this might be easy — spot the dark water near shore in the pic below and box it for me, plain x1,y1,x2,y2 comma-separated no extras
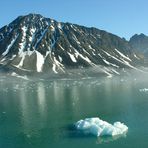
0,74,148,148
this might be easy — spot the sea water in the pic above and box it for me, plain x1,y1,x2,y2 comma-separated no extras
0,74,148,148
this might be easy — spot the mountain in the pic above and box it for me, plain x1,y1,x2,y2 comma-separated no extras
130,33,148,56
129,33,148,53
0,14,142,77
129,33,148,65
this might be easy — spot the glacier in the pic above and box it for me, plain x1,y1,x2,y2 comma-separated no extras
75,117,128,137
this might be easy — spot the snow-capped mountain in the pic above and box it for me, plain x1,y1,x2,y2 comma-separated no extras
0,14,142,76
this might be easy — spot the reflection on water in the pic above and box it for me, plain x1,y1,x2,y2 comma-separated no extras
97,134,127,144
37,82,46,117
0,75,148,148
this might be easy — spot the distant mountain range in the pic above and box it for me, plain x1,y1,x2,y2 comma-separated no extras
129,34,148,64
0,14,146,77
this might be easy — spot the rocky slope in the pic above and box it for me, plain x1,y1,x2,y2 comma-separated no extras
0,14,142,77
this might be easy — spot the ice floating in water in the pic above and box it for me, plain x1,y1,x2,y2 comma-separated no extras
139,88,148,92
75,117,128,137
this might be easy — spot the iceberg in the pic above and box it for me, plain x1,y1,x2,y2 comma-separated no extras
75,117,128,137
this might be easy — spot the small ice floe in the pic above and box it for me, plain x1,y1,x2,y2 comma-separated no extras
75,117,128,137
139,88,148,92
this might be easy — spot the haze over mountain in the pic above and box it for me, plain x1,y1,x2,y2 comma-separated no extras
0,14,145,77
130,34,148,56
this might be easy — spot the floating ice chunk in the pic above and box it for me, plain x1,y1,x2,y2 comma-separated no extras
75,117,128,137
139,88,148,92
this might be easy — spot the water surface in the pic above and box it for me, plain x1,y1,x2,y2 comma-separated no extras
0,75,148,148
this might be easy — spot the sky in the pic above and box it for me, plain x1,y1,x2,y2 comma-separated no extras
0,0,148,40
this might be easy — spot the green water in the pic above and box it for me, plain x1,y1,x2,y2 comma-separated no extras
0,75,148,148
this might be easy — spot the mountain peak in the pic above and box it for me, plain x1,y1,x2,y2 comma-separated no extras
129,33,148,56
130,33,147,39
26,13,44,18
0,14,142,76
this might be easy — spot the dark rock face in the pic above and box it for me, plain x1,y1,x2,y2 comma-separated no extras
0,14,142,76
130,34,148,56
129,34,148,64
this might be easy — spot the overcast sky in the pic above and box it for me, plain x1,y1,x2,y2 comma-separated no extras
0,0,148,40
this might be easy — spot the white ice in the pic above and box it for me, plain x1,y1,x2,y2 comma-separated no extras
75,117,128,137
139,88,148,92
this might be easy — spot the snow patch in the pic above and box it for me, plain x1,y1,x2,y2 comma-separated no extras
68,52,77,62
2,34,19,56
74,49,95,66
102,50,136,69
50,25,55,31
28,27,36,43
35,51,45,72
52,63,58,74
11,72,29,80
58,56,62,62
0,58,6,62
102,68,113,78
103,59,119,68
114,49,131,61
17,54,26,67
75,117,128,137
59,44,65,51
134,54,140,60
52,57,65,74
18,26,27,54
58,23,62,29
72,34,80,45
111,69,120,75
88,45,95,51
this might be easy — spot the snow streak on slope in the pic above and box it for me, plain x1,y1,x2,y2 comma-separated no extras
52,57,65,74
17,54,25,67
68,52,77,62
114,48,131,61
102,50,136,69
36,51,44,72
18,26,27,54
2,34,19,56
28,27,36,51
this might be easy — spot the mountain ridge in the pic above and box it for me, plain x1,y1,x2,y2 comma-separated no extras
0,13,144,77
